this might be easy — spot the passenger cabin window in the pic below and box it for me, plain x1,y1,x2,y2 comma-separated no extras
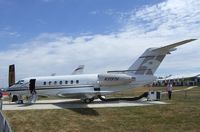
49,81,52,85
43,82,46,85
65,81,68,84
70,80,73,84
59,81,62,85
76,80,79,84
54,81,57,85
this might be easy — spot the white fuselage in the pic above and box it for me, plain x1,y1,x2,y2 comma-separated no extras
8,73,156,99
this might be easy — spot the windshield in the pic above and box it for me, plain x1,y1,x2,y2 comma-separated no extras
15,80,25,85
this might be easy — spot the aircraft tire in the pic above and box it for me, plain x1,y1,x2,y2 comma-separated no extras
12,95,18,102
83,98,94,103
17,100,24,104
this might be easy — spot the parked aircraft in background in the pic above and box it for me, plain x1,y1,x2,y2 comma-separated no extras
6,39,197,104
50,65,85,76
72,65,84,75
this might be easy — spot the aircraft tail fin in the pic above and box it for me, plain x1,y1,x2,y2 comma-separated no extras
128,39,196,75
72,65,84,75
8,64,15,87
108,39,197,75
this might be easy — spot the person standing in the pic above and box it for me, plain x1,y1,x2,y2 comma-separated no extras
166,83,173,100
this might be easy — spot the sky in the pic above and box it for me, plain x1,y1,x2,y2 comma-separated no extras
0,0,200,87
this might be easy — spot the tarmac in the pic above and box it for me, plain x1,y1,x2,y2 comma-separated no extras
2,98,167,110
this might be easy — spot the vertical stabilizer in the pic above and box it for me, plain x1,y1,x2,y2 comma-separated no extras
8,64,15,87
72,65,84,75
108,39,197,75
128,39,196,75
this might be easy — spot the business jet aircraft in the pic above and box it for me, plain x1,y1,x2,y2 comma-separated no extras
7,39,196,104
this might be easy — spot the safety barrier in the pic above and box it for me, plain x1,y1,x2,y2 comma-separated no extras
0,110,12,132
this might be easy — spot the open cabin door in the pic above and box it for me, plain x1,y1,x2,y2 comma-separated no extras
29,79,36,94
28,79,37,103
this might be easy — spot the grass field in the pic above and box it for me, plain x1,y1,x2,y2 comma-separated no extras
3,86,200,132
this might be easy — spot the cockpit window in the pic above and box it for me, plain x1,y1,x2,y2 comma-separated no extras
15,80,25,85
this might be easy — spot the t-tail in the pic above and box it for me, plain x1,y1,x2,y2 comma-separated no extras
108,39,197,75
9,64,15,87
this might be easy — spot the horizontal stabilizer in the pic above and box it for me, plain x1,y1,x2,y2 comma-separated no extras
152,39,197,53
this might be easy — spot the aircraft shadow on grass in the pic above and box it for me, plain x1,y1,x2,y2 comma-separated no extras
53,100,100,116
18,100,100,116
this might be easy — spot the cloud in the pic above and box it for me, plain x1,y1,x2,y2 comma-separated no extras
89,11,98,15
0,31,20,37
123,0,200,38
0,25,21,38
36,19,47,25
0,0,200,87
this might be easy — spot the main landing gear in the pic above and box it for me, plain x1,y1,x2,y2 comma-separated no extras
81,98,94,103
11,95,24,104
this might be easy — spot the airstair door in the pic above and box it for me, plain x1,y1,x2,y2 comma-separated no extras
29,79,37,103
29,79,36,94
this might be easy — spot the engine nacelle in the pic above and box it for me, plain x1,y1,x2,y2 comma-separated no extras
98,74,134,86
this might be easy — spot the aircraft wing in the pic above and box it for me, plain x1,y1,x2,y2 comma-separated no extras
72,65,85,75
57,87,112,98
